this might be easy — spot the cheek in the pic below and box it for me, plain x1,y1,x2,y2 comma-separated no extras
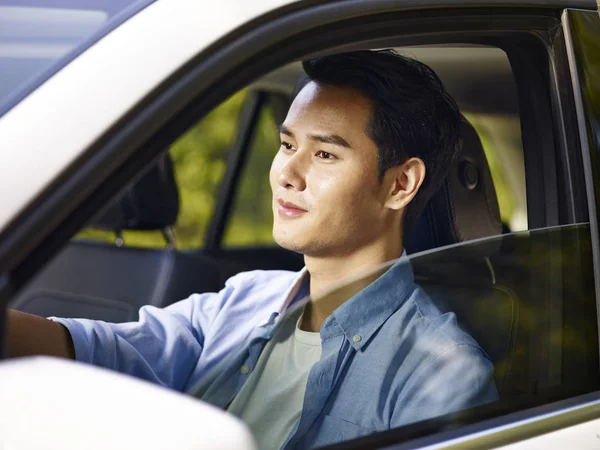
310,164,378,214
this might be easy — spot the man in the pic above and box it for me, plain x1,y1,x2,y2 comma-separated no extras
8,50,497,449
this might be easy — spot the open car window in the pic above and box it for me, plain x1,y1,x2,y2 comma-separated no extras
190,224,598,448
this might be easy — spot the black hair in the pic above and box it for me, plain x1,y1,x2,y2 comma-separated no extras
295,49,462,230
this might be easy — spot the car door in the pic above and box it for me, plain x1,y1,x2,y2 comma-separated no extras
1,1,600,449
317,7,600,448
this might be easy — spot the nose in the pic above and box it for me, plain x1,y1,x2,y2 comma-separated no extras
277,151,307,192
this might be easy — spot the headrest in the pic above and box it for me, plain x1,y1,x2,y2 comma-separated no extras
91,155,179,231
405,119,502,254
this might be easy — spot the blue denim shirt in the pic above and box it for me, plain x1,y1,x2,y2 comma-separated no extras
53,257,497,449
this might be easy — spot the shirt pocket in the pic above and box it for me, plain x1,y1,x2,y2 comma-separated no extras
314,414,374,446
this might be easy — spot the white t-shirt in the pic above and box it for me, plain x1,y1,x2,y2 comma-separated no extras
227,307,322,450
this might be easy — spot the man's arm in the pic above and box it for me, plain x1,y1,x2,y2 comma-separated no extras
6,309,75,359
4,271,251,390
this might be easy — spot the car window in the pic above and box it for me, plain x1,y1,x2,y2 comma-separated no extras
75,90,247,249
0,0,153,116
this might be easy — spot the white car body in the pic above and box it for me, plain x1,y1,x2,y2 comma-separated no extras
0,357,257,450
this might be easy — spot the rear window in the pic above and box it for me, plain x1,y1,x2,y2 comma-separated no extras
0,0,152,116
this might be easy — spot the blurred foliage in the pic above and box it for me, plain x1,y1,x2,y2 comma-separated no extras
76,90,248,249
464,114,516,227
170,89,246,249
223,105,279,247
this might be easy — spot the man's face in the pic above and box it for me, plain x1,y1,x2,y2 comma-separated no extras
270,81,394,257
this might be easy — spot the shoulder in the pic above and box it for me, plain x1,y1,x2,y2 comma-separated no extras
414,286,485,345
396,286,496,393
394,284,492,364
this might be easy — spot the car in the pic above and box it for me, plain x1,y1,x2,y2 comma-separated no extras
0,0,599,448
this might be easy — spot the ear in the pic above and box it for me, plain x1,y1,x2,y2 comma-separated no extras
383,157,426,211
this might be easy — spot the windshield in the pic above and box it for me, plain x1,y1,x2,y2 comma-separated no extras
0,0,152,116
186,224,599,449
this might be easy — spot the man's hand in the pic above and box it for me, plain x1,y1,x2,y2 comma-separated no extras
6,310,75,359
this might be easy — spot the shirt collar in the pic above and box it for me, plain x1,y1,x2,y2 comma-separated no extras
259,267,309,328
325,252,415,350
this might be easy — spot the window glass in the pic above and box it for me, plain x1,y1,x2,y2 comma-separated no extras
75,90,247,249
568,10,600,217
223,100,279,247
191,224,598,448
0,0,148,115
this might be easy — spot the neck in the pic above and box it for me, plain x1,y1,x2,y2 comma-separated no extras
300,235,403,332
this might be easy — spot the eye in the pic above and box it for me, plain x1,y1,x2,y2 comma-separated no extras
316,150,336,160
281,141,294,151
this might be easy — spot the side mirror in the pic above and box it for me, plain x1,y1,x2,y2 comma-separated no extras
0,356,256,450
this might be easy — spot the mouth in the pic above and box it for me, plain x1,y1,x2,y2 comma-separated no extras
277,199,308,218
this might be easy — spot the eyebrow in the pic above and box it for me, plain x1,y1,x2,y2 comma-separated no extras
279,124,352,149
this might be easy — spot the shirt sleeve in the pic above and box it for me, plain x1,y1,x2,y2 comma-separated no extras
50,289,223,392
391,344,499,427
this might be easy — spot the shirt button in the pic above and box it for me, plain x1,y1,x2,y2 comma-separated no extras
352,334,362,343
240,365,250,375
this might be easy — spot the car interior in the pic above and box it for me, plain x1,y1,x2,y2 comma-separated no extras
8,40,600,442
12,46,519,317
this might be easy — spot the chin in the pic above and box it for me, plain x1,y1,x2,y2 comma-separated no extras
274,234,304,254
274,233,334,258
273,228,310,254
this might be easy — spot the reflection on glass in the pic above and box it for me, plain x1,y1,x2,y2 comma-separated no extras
188,224,598,449
569,11,600,224
0,6,108,109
